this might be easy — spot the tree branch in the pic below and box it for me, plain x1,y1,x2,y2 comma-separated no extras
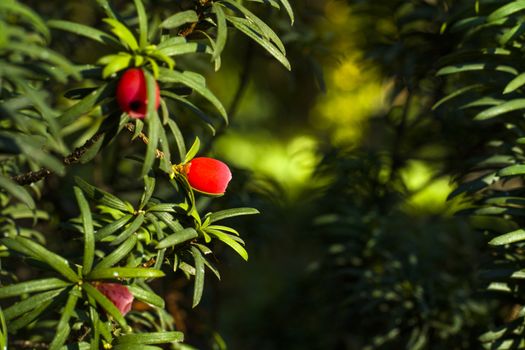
124,122,164,159
12,131,105,186
11,119,170,186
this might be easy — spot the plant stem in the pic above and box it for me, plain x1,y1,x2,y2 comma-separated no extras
12,131,105,185
124,122,164,159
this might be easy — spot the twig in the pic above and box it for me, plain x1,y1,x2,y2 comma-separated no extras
178,0,211,37
63,132,105,165
12,121,168,186
124,122,164,159
11,168,52,186
12,131,105,185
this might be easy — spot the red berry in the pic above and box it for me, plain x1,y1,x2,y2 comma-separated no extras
96,283,134,315
185,157,232,195
116,68,160,119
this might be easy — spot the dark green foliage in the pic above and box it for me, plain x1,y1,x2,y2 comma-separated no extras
434,1,525,349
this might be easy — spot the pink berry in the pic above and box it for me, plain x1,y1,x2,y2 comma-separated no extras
96,282,134,315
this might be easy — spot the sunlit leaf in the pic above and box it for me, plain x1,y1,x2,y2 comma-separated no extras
116,331,184,344
95,235,138,269
190,246,205,307
206,229,248,261
208,207,260,223
95,214,133,241
103,18,139,51
49,289,79,350
3,289,64,321
488,1,525,22
489,229,525,246
161,10,198,29
474,99,525,120
109,213,145,246
127,285,165,308
0,278,70,299
212,4,227,64
86,267,165,280
74,187,95,274
184,137,200,164
156,228,198,249
134,0,148,48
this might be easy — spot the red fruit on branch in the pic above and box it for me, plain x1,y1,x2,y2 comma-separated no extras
96,282,134,315
116,68,160,119
185,157,232,195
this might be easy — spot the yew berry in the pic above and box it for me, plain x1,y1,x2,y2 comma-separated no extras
96,282,134,315
116,68,160,119
185,157,232,195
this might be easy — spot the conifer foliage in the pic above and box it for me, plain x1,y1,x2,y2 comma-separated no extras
0,0,292,348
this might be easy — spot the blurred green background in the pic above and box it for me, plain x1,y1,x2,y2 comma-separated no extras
197,1,494,349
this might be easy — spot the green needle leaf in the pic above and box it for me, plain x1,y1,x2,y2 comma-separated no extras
489,229,525,246
134,0,148,48
86,267,165,280
1,237,79,282
127,285,165,308
0,175,35,209
48,20,122,48
103,18,139,51
0,1,50,40
116,331,184,344
207,230,248,261
474,99,525,120
160,10,199,29
208,207,260,223
279,0,294,24
0,278,70,299
190,247,205,308
75,177,133,213
95,214,133,241
184,137,201,164
83,283,127,328
504,72,525,94
212,4,227,66
95,235,138,270
3,289,64,320
155,228,198,249
49,289,79,350
74,187,95,275
499,164,525,176
225,16,290,70
58,82,115,125
142,71,161,177
109,213,145,246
